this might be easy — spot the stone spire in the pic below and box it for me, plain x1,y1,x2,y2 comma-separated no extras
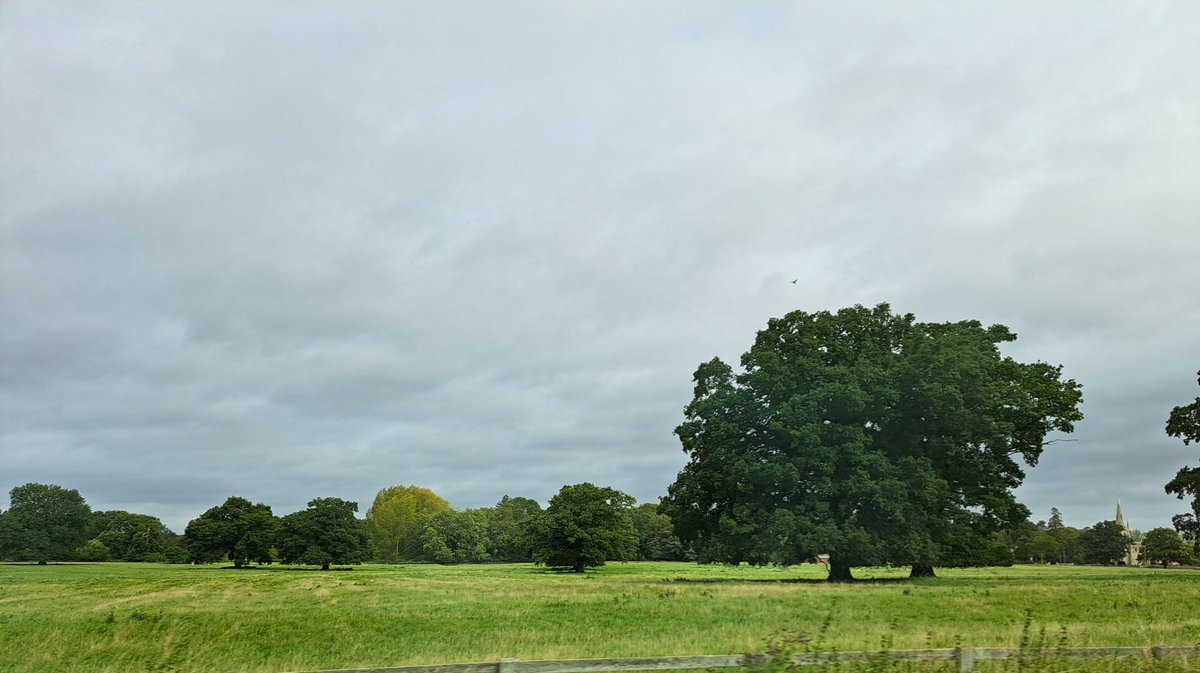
1116,500,1125,528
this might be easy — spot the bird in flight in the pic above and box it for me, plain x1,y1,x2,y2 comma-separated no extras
791,279,798,284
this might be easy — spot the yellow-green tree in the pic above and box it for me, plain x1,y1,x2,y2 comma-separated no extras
364,486,451,561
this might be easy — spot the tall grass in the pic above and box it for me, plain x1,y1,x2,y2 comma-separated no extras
0,562,1197,673
745,604,1199,672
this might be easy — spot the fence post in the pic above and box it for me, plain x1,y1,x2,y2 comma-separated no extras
955,647,976,673
499,659,519,673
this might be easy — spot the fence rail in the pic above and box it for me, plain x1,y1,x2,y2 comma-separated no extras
284,645,1200,673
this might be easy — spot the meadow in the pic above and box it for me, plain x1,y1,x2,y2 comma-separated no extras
1,562,1198,673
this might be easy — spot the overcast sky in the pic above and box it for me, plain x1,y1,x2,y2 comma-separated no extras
1,1,1197,535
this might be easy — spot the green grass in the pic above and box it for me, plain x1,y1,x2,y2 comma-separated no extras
0,562,1197,673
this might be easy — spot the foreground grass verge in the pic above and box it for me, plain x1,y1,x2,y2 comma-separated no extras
0,562,1197,673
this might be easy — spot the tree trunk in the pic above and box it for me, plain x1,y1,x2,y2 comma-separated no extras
909,563,936,578
827,558,854,582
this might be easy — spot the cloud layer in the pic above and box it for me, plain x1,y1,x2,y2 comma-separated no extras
2,1,1198,533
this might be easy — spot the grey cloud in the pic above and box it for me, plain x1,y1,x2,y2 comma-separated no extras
2,1,1198,534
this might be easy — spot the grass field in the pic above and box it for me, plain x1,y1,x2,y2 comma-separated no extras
1,562,1198,673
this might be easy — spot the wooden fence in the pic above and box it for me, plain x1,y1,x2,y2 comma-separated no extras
284,645,1200,673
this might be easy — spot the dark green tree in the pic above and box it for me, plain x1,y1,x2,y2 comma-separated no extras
488,495,542,562
0,483,91,564
1047,508,1065,530
418,508,491,564
277,498,369,570
630,503,687,561
1005,518,1040,563
183,496,277,567
1141,527,1186,568
1165,370,1200,555
931,528,1014,567
661,304,1082,581
1078,520,1130,565
0,509,19,560
87,510,184,562
528,483,637,573
1167,370,1200,443
1040,508,1082,563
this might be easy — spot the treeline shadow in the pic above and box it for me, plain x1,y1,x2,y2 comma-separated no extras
211,564,357,572
664,575,917,585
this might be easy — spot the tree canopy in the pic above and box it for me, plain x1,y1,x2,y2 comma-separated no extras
529,483,637,573
1166,370,1200,445
0,483,91,563
183,496,277,567
1141,527,1187,568
364,485,451,561
631,503,688,561
277,498,369,570
488,495,542,562
87,510,185,563
1078,520,1130,565
1165,370,1200,554
1026,531,1061,563
661,304,1083,581
1044,519,1082,565
419,508,491,564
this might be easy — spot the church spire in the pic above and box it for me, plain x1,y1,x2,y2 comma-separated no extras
1116,500,1125,528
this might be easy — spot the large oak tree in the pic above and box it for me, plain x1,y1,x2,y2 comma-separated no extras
183,496,277,566
662,304,1082,581
0,483,91,563
277,498,369,570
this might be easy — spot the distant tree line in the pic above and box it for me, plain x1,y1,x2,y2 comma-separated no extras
360,484,685,568
1000,506,1196,567
0,481,686,572
1004,507,1130,565
0,483,188,564
5,479,1192,572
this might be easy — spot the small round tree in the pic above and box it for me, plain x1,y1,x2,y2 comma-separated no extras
529,483,637,573
1141,527,1186,568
